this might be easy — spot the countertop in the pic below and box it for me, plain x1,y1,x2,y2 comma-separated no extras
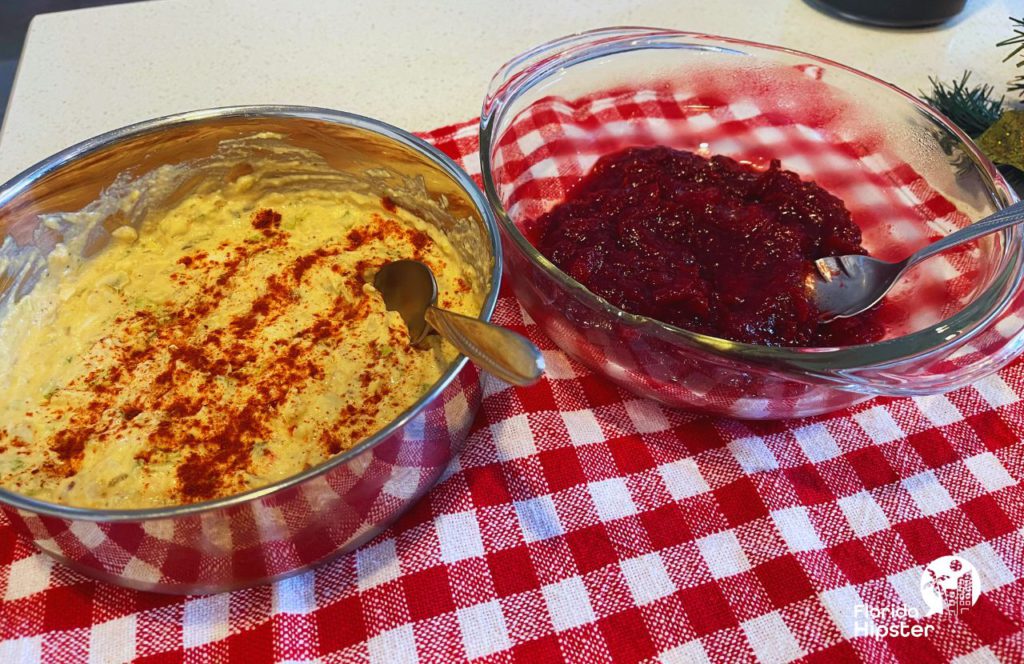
0,0,1016,184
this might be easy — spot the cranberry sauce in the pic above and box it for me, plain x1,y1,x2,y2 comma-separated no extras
533,146,883,347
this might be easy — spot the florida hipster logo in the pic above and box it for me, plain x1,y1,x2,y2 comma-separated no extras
920,555,980,617
854,555,980,637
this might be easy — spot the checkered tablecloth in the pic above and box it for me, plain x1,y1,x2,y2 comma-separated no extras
1,110,1023,663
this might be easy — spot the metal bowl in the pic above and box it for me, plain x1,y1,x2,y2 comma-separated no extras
0,106,500,593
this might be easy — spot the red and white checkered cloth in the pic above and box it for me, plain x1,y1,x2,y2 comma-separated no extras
2,108,1023,663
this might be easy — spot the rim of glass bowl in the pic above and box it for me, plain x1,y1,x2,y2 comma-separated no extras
479,27,1020,377
0,105,502,520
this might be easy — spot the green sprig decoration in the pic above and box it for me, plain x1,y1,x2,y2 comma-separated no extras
920,18,1024,195
923,72,1004,138
997,16,1024,97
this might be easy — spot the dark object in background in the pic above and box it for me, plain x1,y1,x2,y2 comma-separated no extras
0,1,138,124
807,0,966,28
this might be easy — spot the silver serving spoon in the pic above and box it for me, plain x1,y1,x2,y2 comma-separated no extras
373,259,544,386
812,200,1024,321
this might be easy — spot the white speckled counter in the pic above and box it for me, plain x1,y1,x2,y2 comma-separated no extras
0,0,1015,183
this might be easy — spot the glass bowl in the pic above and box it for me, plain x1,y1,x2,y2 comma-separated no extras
479,27,1020,419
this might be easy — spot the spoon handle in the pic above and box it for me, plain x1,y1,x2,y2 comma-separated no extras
906,199,1024,270
425,307,545,386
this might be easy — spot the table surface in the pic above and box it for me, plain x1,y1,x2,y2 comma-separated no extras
0,0,1017,183
3,3,1024,664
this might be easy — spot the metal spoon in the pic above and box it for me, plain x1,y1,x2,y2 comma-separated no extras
812,200,1024,321
373,259,544,386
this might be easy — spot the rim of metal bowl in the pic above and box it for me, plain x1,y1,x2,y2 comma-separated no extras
479,27,1021,376
0,105,502,520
